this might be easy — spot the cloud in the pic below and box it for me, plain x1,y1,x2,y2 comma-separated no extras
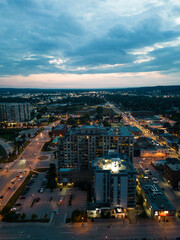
0,71,178,89
0,0,180,87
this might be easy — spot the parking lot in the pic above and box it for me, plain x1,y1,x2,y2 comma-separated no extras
12,172,87,222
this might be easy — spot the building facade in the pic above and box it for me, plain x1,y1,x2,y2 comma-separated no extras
164,163,180,189
58,125,134,173
0,103,31,123
92,151,136,209
52,124,67,137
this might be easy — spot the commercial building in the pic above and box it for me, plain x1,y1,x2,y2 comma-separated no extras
138,178,176,220
58,125,134,174
0,103,31,123
164,163,180,189
92,151,136,209
52,124,67,137
140,146,169,158
125,125,142,137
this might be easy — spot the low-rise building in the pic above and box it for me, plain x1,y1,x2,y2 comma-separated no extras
125,125,142,137
140,146,169,158
138,178,176,220
52,124,67,137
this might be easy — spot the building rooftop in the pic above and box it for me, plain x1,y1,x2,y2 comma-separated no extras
126,125,141,132
54,124,66,131
92,151,136,173
52,136,59,143
59,168,75,172
166,163,180,171
161,133,179,143
139,178,175,211
69,125,133,137
119,127,133,137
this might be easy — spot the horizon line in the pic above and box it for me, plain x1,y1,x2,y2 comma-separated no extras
0,84,180,90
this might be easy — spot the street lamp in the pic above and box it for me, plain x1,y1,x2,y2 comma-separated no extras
81,216,84,227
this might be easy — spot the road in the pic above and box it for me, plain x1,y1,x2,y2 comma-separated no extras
108,102,180,215
0,220,180,239
108,102,179,158
0,122,57,211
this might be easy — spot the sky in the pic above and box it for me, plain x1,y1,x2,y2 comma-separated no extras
0,0,180,88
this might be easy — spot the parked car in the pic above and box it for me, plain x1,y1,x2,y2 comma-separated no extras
19,196,26,200
14,203,21,207
55,210,59,215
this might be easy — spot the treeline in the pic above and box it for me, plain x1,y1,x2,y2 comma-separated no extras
106,95,180,114
0,97,39,103
58,96,105,105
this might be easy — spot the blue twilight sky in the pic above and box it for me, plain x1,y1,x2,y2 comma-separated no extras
0,0,180,88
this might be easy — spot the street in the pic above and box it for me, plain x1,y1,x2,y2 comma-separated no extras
108,102,180,216
0,122,57,211
0,220,180,239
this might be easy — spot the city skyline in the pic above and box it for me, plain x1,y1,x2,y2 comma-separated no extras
1,0,180,88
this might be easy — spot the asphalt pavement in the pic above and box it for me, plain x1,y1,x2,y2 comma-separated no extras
0,122,57,211
0,220,180,239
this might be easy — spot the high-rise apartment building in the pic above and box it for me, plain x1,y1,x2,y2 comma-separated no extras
58,125,134,173
0,103,31,122
92,151,136,209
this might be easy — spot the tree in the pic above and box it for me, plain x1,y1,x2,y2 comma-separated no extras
163,122,171,130
103,120,111,127
60,120,65,124
47,163,57,189
31,214,38,221
48,117,54,123
21,213,26,221
96,106,103,115
72,209,87,222
79,114,90,124
53,151,57,159
67,117,76,125
48,131,53,138
36,113,42,120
